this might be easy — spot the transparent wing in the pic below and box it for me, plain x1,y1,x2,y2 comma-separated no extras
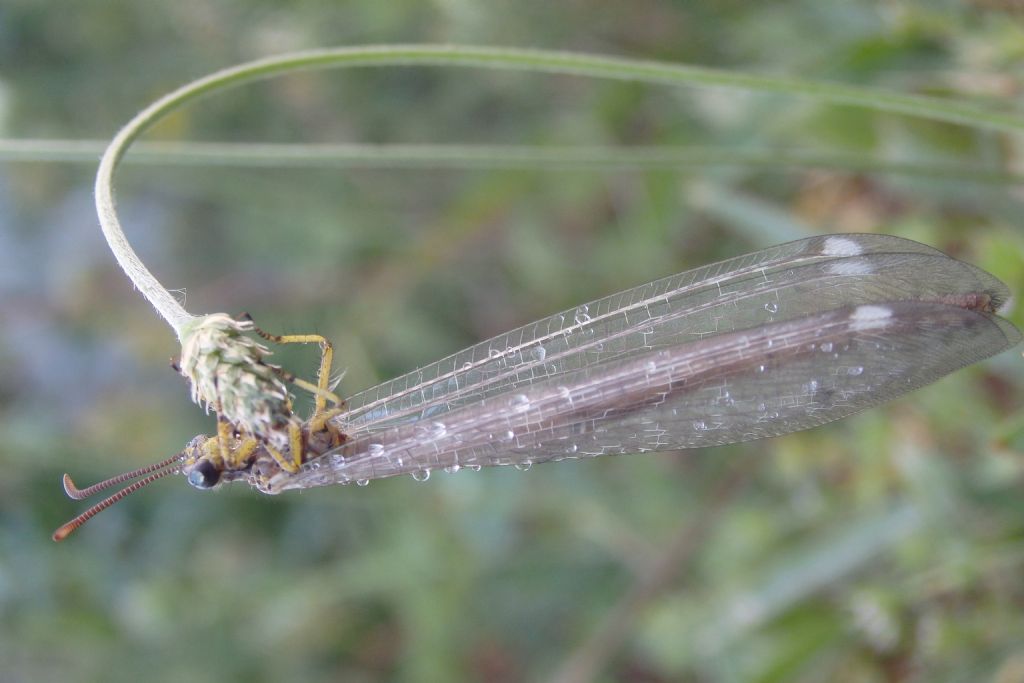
339,234,1008,435
279,301,1019,490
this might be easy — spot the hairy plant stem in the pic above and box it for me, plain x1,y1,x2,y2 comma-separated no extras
95,44,1024,338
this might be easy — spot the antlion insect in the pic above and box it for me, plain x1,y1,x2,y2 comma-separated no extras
53,234,1022,541
53,313,348,541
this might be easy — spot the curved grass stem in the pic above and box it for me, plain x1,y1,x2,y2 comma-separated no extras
95,44,1024,336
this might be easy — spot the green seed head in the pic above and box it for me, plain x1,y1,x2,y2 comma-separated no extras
178,313,295,448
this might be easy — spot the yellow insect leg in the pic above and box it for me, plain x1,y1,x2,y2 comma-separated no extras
240,313,340,416
227,438,259,469
309,405,346,435
216,406,233,466
264,441,301,474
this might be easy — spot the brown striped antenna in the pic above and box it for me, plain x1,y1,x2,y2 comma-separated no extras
53,453,186,541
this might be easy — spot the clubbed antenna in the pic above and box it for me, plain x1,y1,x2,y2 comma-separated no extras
53,456,184,541
61,452,186,500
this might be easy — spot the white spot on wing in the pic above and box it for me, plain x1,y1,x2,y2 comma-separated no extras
850,305,892,331
828,260,873,276
822,236,863,257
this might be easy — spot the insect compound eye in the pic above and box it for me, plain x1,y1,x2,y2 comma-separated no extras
187,459,222,489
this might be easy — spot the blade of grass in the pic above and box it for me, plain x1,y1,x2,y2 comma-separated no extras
0,138,1017,182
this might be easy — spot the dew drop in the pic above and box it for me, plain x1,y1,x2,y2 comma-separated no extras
532,346,547,361
764,302,779,314
574,305,592,325
469,464,482,472
514,461,533,471
757,364,767,373
411,469,431,482
558,386,572,400
462,361,473,371
488,348,502,359
820,342,833,353
444,464,461,474
848,366,864,376
430,421,447,438
356,479,369,487
368,443,384,456
565,444,578,454
693,420,707,431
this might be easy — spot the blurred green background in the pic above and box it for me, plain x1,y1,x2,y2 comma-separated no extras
2,2,1024,682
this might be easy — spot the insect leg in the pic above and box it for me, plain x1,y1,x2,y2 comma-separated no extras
309,405,346,437
227,437,259,469
264,440,301,474
239,313,340,415
216,403,234,466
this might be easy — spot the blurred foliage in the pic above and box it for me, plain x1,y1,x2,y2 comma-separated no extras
2,2,1024,682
